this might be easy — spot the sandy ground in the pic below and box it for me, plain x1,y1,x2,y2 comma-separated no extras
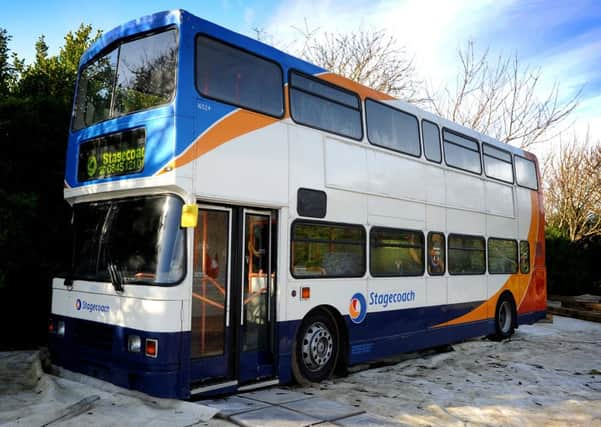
0,352,217,426
1,316,600,426
293,316,601,426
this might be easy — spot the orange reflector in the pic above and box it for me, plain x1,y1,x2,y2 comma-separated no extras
145,339,158,358
301,287,310,300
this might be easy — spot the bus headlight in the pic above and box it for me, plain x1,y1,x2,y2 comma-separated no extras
128,335,142,352
57,321,65,337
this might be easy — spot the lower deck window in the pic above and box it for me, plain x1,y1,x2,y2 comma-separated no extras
520,240,531,274
370,227,424,276
291,221,365,278
488,238,518,274
448,234,485,275
427,232,446,275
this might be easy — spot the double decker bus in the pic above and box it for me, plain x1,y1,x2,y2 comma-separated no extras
48,9,547,399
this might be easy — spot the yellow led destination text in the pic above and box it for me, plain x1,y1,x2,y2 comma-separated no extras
87,147,145,178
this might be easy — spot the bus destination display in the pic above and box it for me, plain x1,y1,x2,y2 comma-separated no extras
78,128,146,181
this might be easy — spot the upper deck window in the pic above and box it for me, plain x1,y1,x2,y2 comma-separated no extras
515,155,538,190
289,71,362,140
443,129,482,174
365,99,420,157
73,29,178,131
196,36,284,117
422,120,442,163
483,143,513,183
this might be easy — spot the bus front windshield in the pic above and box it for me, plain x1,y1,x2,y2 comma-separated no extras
71,195,185,286
72,29,178,130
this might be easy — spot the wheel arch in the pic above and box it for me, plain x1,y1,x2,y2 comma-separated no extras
497,290,518,329
297,304,349,372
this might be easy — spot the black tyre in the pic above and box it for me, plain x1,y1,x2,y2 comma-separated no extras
291,310,340,384
490,294,516,341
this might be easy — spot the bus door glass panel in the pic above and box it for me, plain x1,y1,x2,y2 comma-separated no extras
242,213,272,354
191,209,229,359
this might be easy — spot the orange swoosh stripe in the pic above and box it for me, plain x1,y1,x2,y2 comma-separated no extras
159,109,279,174
517,154,547,314
318,72,395,101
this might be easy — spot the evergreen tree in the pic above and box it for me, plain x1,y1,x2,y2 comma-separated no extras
0,28,15,97
0,23,101,349
35,35,49,65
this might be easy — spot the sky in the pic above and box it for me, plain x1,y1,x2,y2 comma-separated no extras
1,0,599,152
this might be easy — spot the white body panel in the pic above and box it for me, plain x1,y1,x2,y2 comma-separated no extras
282,115,532,323
58,99,537,331
447,276,487,304
325,137,369,193
517,187,534,240
426,277,448,307
51,279,184,333
193,124,289,207
285,279,367,321
446,170,485,212
486,181,515,218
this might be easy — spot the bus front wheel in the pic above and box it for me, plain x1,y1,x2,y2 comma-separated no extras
292,310,340,385
490,294,516,341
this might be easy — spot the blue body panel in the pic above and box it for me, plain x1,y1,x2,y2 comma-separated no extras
49,314,191,399
278,306,546,381
50,306,546,399
65,9,325,188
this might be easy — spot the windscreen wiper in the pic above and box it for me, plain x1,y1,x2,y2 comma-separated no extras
107,263,124,292
103,208,124,292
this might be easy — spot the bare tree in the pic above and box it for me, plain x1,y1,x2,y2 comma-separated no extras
427,41,580,148
289,21,423,103
544,130,601,241
252,27,274,46
259,25,578,147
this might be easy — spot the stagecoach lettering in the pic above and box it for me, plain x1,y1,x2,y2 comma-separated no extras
369,290,416,308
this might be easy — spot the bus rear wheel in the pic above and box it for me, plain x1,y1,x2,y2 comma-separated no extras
490,294,516,341
292,310,339,385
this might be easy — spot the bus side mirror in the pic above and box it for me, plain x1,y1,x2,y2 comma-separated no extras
181,204,198,228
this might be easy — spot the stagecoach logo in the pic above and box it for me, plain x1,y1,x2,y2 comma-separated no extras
349,293,367,324
75,298,110,313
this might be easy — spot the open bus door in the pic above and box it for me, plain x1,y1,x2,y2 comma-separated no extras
188,205,277,395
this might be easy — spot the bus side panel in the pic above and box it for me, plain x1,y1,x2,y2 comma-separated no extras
345,302,489,365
